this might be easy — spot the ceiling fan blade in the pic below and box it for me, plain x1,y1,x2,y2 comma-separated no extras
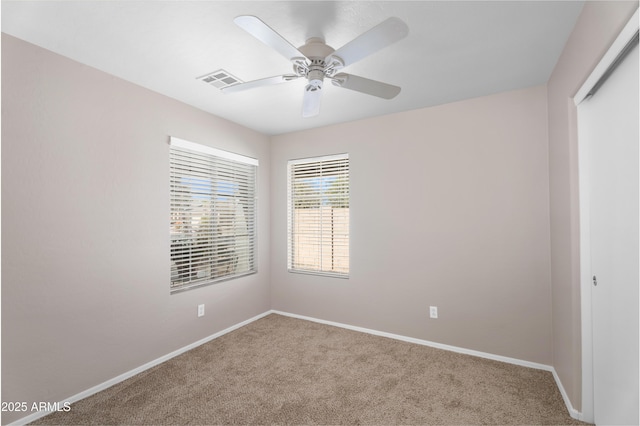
331,73,401,99
302,85,323,117
221,75,299,94
328,17,408,67
234,15,307,62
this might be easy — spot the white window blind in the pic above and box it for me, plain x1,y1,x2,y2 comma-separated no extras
287,154,349,277
169,137,258,293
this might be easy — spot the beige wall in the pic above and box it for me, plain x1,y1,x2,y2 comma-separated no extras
1,34,271,425
270,85,553,365
546,0,638,412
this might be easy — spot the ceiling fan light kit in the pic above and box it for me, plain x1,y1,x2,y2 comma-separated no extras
221,15,409,118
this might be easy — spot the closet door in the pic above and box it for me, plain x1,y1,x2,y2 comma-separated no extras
578,41,638,425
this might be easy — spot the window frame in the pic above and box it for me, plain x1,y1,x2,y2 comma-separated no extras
287,153,350,278
169,137,258,293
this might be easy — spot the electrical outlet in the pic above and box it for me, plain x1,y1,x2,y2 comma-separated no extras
429,306,438,319
197,304,205,317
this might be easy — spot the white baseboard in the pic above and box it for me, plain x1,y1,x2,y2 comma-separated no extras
8,309,582,424
551,368,583,421
272,310,552,370
7,310,272,426
272,310,583,421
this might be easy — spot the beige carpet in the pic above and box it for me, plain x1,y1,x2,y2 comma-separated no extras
33,314,587,425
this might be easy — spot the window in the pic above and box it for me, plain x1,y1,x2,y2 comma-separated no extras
287,154,349,277
169,137,258,293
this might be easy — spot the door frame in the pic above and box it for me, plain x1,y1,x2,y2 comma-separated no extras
574,8,639,424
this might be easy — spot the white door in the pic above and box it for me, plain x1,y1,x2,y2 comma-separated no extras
578,41,639,425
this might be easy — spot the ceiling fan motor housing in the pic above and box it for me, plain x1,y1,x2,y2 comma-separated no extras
296,37,343,90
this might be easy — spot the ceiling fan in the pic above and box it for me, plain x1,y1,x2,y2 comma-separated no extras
222,15,409,117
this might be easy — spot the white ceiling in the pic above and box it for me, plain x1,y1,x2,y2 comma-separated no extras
1,1,584,135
